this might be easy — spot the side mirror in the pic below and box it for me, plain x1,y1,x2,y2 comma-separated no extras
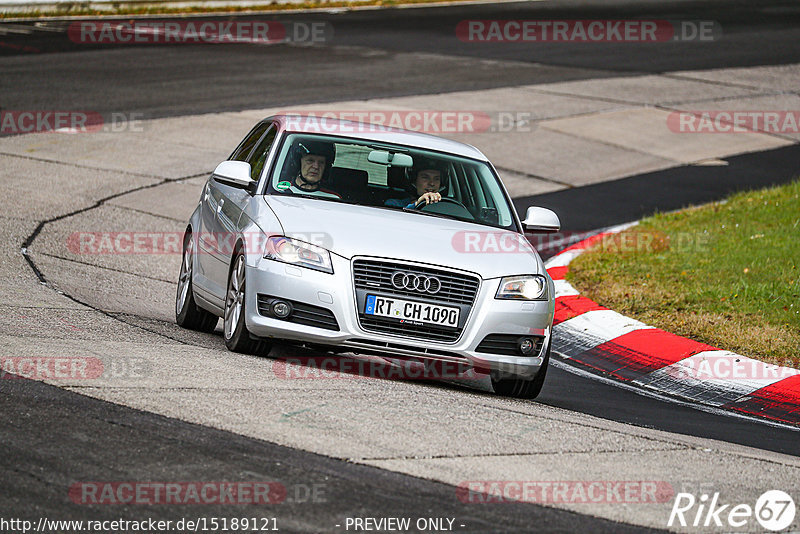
522,207,560,233
212,160,255,189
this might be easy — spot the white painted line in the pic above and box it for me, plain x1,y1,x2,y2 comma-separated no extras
552,309,653,358
0,23,32,33
544,249,584,269
605,221,640,234
559,309,653,341
544,223,637,269
553,279,579,298
635,350,800,406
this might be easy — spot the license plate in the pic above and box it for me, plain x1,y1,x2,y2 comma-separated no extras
364,295,459,328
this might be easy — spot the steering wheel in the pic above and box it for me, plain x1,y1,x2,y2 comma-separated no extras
414,197,467,210
415,197,474,220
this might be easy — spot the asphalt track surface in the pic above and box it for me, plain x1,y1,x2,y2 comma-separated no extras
1,0,800,118
2,376,657,533
1,0,800,531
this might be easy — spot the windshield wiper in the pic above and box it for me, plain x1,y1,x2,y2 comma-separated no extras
281,192,345,203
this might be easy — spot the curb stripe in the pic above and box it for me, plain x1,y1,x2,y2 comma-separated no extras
546,265,568,281
553,296,607,325
552,310,652,359
553,279,580,298
584,329,715,381
562,232,606,252
724,375,800,424
636,350,799,407
544,225,799,426
545,249,583,268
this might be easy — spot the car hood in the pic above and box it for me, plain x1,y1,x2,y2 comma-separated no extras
264,196,544,279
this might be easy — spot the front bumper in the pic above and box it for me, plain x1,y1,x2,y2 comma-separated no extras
244,254,554,378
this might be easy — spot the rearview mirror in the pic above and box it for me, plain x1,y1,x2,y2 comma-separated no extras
367,150,413,167
212,160,255,188
522,207,560,233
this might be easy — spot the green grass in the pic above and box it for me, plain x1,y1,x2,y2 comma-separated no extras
0,0,454,19
567,179,800,368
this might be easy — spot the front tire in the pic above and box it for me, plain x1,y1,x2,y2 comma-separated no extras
491,340,550,399
176,231,218,333
223,252,271,355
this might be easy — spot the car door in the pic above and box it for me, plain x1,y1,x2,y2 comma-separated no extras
217,123,278,238
213,123,279,287
195,121,271,303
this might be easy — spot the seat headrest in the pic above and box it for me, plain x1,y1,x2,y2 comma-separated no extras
386,166,408,190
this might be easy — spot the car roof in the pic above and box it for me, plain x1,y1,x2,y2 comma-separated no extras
266,114,490,161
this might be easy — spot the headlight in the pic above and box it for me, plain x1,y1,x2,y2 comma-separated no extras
495,275,548,300
264,237,333,274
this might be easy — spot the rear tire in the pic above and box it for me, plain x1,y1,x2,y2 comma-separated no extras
491,341,550,399
176,231,218,333
223,252,271,355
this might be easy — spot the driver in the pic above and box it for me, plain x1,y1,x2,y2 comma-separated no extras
282,139,341,199
385,158,446,209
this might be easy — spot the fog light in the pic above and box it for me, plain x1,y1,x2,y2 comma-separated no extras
271,300,292,318
518,337,535,356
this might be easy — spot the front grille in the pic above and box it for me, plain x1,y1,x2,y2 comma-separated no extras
475,334,544,356
359,316,461,342
352,258,480,343
257,295,339,331
353,259,479,306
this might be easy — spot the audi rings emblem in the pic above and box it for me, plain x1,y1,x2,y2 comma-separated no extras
391,271,441,294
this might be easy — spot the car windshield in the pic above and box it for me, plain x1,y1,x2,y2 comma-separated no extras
267,133,517,230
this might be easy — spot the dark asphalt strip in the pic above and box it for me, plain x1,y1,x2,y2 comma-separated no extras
0,44,609,125
539,363,800,457
515,143,800,235
284,0,800,73
0,375,663,533
4,0,800,74
2,0,800,121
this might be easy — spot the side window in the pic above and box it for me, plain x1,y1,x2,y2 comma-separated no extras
230,122,269,162
247,125,277,180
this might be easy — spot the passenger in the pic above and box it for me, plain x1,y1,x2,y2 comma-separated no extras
281,140,341,199
385,158,446,209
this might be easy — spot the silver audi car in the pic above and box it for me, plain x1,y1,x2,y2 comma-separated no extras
176,115,560,398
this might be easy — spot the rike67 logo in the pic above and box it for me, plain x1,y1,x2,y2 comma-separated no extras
668,490,796,531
